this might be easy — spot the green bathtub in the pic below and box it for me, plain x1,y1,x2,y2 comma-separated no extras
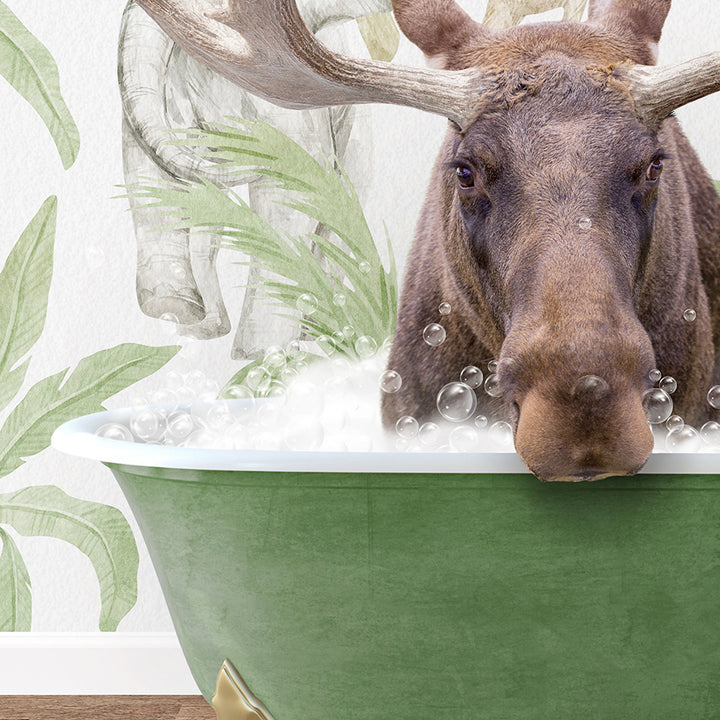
53,407,720,719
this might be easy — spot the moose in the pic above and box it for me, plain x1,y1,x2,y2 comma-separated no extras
133,0,720,481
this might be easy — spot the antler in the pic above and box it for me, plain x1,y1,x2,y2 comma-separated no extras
626,51,720,126
134,0,490,130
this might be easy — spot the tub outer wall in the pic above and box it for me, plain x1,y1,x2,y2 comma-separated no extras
108,463,720,719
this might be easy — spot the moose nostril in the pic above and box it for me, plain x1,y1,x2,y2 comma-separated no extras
571,374,610,402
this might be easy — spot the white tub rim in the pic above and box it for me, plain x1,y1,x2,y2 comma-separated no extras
51,403,720,475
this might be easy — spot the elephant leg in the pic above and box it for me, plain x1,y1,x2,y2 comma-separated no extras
122,117,205,324
232,182,321,359
181,229,232,340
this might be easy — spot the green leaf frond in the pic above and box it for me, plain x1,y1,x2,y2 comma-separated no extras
126,117,399,353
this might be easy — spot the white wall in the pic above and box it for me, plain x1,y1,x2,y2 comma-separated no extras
0,0,718,691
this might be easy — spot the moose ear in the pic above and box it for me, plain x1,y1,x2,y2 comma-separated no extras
587,0,672,62
392,0,485,68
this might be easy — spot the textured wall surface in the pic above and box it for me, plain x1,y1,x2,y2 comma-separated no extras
0,0,718,635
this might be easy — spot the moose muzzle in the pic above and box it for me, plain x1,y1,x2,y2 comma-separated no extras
499,316,656,482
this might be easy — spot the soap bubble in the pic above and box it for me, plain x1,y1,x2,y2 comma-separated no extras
246,366,272,394
130,408,162,441
474,414,489,430
287,379,324,417
659,376,677,394
346,434,373,452
359,261,371,275
489,421,514,447
666,425,701,453
578,217,592,230
423,323,446,347
165,412,195,442
683,308,697,322
266,382,288,401
439,302,452,315
665,415,684,432
396,415,419,439
149,388,178,416
96,423,134,442
379,370,402,394
203,402,235,433
264,345,286,369
450,425,479,452
355,335,378,359
418,422,442,448
571,375,609,401
460,365,483,389
707,385,720,409
332,293,346,307
225,385,254,401
317,335,337,357
296,293,318,315
342,325,356,339
437,382,477,422
184,428,216,449
284,420,323,451
484,373,502,397
642,388,673,424
700,421,720,448
255,432,283,452
487,360,498,373
649,369,662,384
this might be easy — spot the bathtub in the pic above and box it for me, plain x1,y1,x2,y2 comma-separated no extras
53,404,720,719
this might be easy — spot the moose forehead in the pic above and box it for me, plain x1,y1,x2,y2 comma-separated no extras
454,59,661,183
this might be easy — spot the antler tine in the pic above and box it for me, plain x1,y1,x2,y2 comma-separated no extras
134,0,489,130
626,51,720,126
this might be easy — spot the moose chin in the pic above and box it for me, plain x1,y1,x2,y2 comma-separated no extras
133,0,720,482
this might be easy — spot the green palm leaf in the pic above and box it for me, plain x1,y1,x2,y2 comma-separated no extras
0,343,179,478
0,526,31,631
0,1,80,169
357,13,400,62
0,486,138,631
129,119,399,355
0,196,56,412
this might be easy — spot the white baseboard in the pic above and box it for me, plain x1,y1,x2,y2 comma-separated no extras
0,633,201,695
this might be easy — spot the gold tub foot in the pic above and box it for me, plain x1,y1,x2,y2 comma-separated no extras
212,659,276,720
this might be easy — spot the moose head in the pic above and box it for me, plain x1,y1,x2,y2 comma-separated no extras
134,0,720,481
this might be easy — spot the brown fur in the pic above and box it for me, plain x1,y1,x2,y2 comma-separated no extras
383,0,720,481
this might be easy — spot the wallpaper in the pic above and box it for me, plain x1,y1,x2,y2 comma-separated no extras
0,0,718,633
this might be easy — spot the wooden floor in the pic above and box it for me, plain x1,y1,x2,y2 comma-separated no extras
0,696,216,720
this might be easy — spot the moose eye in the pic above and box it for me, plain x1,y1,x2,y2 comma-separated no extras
646,158,663,184
456,165,475,189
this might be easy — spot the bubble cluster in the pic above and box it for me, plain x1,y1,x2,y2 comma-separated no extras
94,344,720,459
